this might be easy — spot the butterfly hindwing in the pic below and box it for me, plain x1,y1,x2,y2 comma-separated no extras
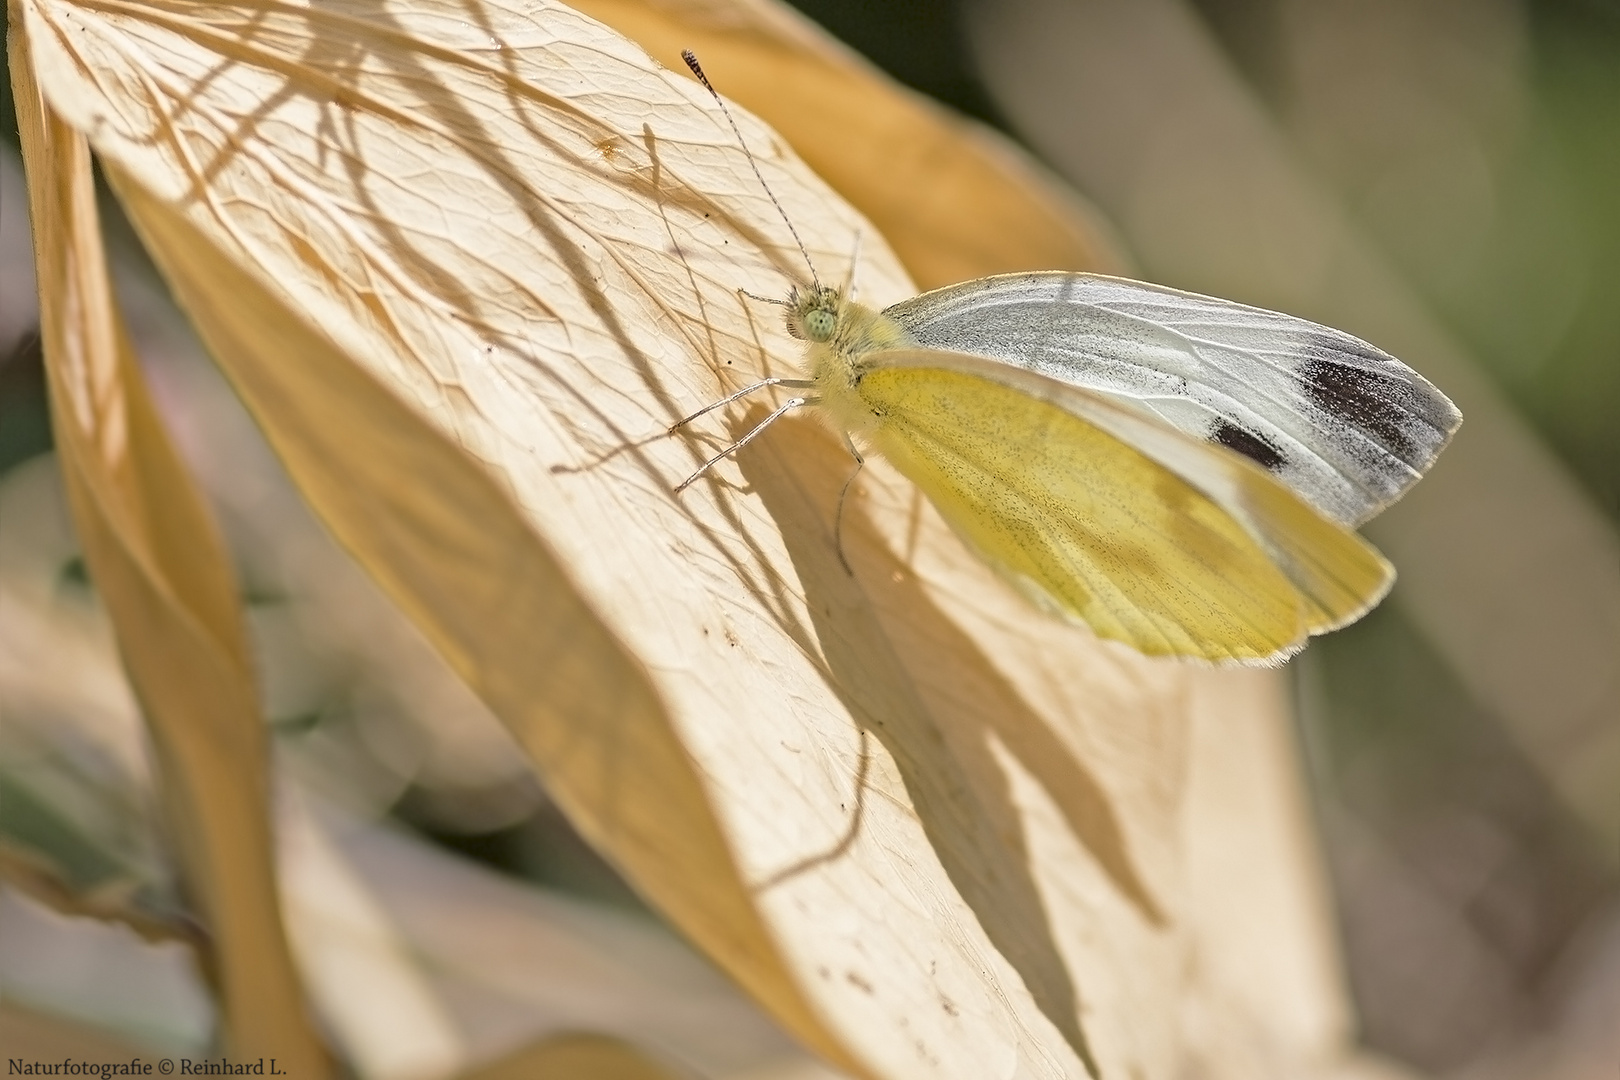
883,272,1462,527
857,349,1395,664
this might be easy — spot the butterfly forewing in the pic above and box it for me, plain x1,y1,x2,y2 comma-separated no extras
883,272,1461,527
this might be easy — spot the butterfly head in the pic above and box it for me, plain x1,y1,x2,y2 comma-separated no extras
785,284,844,343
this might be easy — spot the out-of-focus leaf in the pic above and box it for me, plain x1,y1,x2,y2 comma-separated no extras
282,789,811,1076
568,0,1124,289
0,999,156,1059
0,839,190,949
459,1033,686,1080
14,0,1296,1076
0,453,188,941
274,788,465,1080
8,15,327,1071
0,883,216,1054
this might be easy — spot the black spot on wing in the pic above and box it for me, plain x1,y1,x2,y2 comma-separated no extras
1297,334,1429,464
1209,420,1285,470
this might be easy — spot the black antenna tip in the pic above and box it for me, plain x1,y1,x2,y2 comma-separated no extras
682,50,708,85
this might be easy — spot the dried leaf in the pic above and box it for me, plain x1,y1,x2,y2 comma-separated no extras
460,1033,686,1080
9,15,328,1069
278,791,806,1077
1,999,157,1060
17,0,1247,1075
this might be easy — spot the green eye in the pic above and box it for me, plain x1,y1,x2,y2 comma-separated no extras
805,308,837,342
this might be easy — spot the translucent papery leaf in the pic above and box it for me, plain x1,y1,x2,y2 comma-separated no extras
19,0,1218,1075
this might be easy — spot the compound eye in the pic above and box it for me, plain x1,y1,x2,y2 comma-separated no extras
804,308,837,342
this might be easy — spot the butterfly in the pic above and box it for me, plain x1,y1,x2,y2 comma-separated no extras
674,55,1461,665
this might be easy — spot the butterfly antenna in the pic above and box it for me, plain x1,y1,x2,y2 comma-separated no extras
683,50,820,288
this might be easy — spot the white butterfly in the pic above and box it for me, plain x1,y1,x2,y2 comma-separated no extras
676,53,1461,663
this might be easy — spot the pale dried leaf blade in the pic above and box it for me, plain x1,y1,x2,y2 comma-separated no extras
24,0,1203,1076
98,166,844,1072
8,10,327,1070
28,0,845,1064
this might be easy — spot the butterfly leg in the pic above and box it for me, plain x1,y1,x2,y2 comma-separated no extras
668,377,814,433
737,287,787,307
674,395,819,493
833,435,865,575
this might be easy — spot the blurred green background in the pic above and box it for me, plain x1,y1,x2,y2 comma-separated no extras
2,1,1616,1076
